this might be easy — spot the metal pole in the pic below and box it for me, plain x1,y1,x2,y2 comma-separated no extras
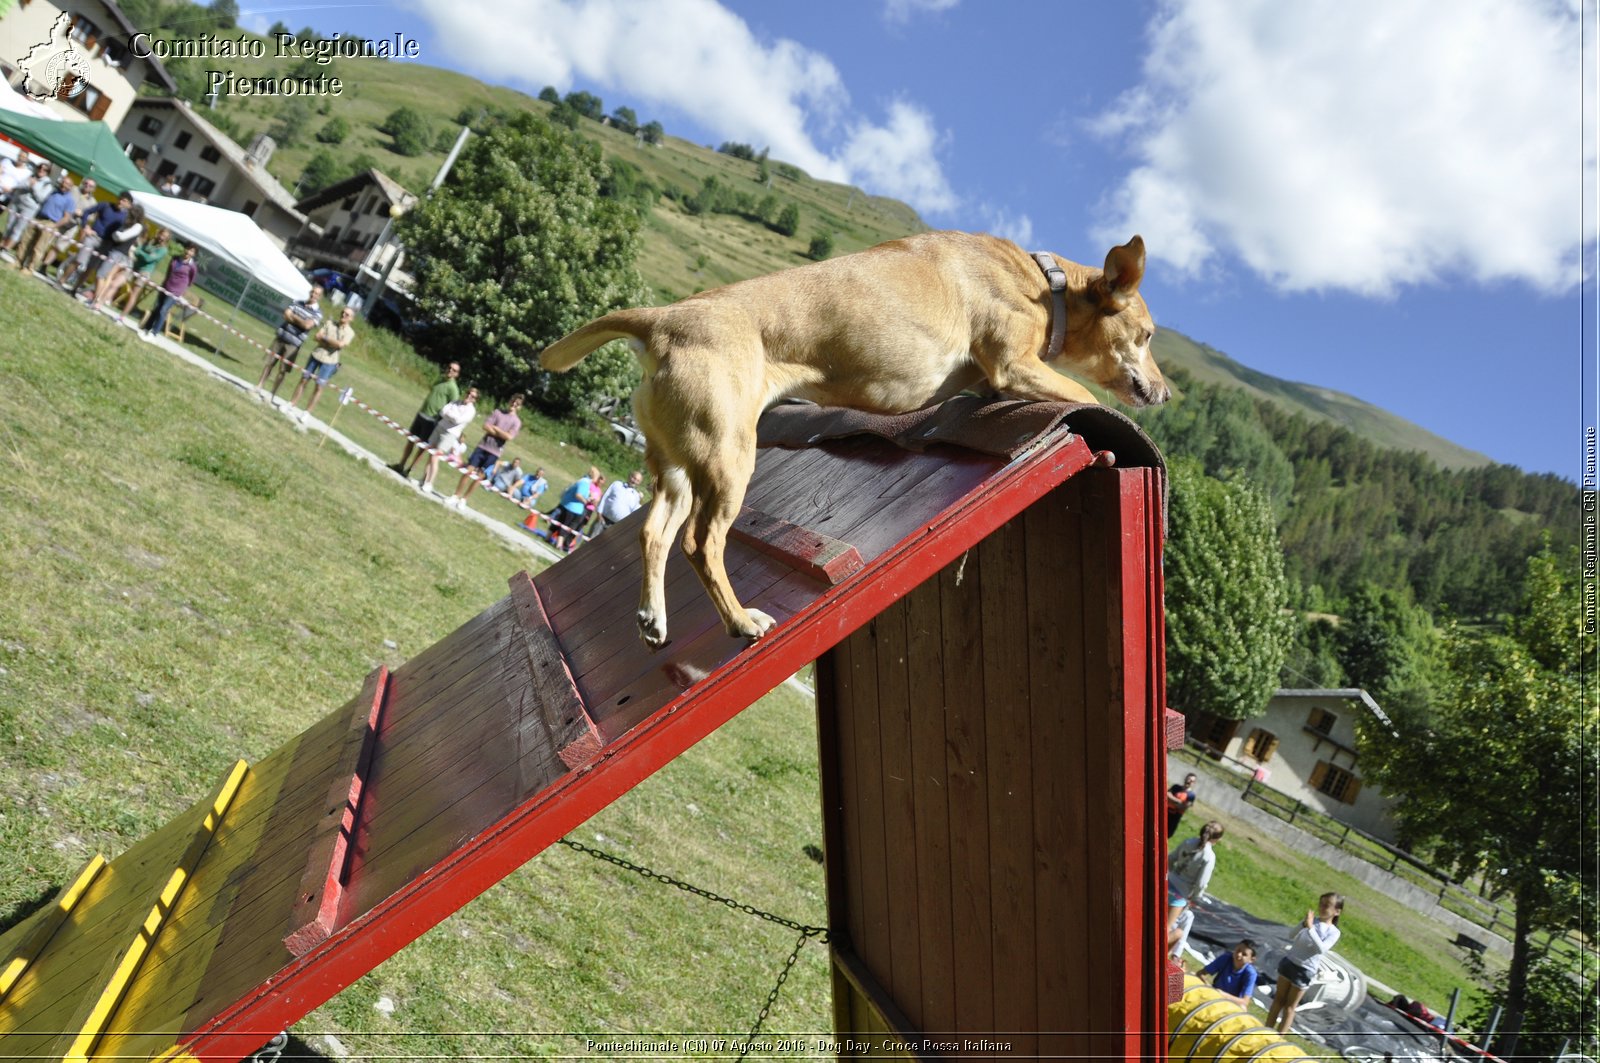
1442,986,1460,1035
1481,1004,1501,1046
362,125,471,320
219,274,252,359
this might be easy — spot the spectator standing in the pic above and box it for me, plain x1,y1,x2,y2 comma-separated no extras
41,177,95,273
1167,772,1199,838
1266,892,1345,1034
545,467,598,551
418,386,478,494
1,162,52,251
1201,940,1260,1007
592,470,645,535
119,227,171,321
14,175,78,274
1168,821,1223,904
58,190,131,292
255,284,324,399
448,393,524,509
86,204,146,309
394,362,461,476
1166,887,1194,964
142,243,199,336
286,306,356,418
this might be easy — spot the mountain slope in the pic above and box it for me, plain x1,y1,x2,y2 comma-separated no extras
1150,331,1492,471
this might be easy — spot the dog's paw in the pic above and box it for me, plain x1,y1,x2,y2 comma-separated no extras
637,608,668,650
729,608,777,641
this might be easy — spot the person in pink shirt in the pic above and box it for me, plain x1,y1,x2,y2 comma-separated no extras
447,393,524,510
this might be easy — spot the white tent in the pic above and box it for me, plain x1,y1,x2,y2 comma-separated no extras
130,191,310,301
0,86,61,122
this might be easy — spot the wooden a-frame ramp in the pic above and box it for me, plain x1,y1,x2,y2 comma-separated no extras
0,397,1174,1062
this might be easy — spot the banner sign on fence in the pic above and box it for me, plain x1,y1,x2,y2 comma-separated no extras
197,258,292,327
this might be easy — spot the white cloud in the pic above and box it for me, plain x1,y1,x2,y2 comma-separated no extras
400,0,959,216
884,0,960,24
1093,0,1592,296
977,205,1034,248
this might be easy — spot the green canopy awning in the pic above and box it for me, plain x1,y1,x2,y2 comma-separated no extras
0,109,158,197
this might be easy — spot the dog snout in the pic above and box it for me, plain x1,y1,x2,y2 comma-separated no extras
1126,372,1171,407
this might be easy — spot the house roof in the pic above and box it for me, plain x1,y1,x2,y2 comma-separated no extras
96,0,179,93
1272,687,1397,734
127,97,303,218
0,397,1166,1058
294,167,417,215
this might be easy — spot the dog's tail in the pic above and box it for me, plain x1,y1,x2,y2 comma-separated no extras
539,308,657,372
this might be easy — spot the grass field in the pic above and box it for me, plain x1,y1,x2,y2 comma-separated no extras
0,267,833,1054
0,262,1510,1055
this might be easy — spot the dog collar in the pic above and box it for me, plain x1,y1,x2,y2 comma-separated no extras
1031,251,1068,361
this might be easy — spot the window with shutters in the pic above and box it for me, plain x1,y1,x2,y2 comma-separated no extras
175,132,192,150
138,115,163,137
199,145,221,164
1243,728,1279,763
1308,707,1338,736
1310,760,1362,804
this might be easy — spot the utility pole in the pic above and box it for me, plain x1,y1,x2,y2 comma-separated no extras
362,125,470,320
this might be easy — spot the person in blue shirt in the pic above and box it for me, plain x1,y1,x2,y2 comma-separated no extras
1200,939,1259,1007
15,175,79,274
58,192,132,291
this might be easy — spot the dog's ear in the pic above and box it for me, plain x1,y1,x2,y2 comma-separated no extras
1093,235,1146,313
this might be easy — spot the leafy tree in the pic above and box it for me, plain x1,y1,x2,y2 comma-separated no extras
548,103,581,130
1280,613,1345,689
208,0,238,27
315,115,349,145
381,106,432,156
756,147,771,185
266,98,314,149
640,120,664,145
609,106,637,134
1465,958,1597,1062
807,230,834,261
1357,546,1596,1058
397,112,650,413
563,90,603,121
538,86,560,104
297,150,342,195
1164,458,1296,719
434,127,459,153
268,19,290,37
773,202,800,237
717,141,756,160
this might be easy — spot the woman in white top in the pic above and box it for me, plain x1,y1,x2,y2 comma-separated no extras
1266,891,1344,1033
1167,820,1223,903
419,387,477,493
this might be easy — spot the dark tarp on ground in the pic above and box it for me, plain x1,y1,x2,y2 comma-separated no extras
1188,896,1498,1061
0,109,158,197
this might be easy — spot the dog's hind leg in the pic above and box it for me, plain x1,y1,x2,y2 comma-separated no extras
681,438,775,642
637,462,693,649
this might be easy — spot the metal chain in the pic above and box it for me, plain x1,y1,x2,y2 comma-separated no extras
558,837,829,1056
558,837,829,939
737,928,814,1061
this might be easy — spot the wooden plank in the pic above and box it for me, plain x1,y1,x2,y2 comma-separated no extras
831,944,931,1057
872,597,921,1014
1025,484,1092,1059
506,571,602,770
903,572,955,1031
977,515,1037,1056
728,506,865,586
939,551,993,1032
0,854,105,1002
57,760,248,1063
846,616,892,999
284,667,390,957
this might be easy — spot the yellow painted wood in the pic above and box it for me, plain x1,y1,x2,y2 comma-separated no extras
0,855,106,1003
97,739,302,1063
59,760,248,1063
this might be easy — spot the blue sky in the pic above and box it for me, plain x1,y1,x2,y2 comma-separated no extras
249,0,1595,478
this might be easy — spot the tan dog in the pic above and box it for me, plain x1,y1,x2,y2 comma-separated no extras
540,230,1169,649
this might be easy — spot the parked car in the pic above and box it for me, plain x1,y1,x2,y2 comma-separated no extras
305,268,357,296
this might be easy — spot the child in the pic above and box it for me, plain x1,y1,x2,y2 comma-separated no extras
1201,939,1259,1007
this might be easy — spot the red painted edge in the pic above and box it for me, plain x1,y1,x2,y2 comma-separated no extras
283,666,389,958
173,434,1104,1062
729,506,866,586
